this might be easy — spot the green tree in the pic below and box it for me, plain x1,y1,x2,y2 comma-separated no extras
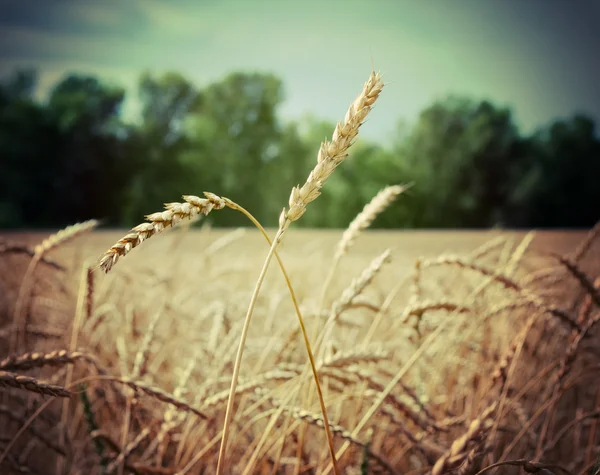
510,115,600,227
0,70,62,227
47,74,128,224
392,97,522,227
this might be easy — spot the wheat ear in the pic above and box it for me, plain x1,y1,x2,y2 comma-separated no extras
280,72,384,232
315,249,391,358
431,404,497,475
97,192,225,273
11,219,98,353
74,375,207,419
0,349,98,372
319,184,407,307
0,370,71,397
0,239,64,270
217,71,384,475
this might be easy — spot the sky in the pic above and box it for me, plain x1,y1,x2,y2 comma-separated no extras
0,0,599,143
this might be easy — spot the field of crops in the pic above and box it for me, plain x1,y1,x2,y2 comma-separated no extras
1,225,599,474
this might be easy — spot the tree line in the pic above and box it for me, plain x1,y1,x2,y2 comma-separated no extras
1,69,598,229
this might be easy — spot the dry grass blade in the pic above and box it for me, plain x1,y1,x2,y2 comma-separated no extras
97,192,225,273
0,370,71,397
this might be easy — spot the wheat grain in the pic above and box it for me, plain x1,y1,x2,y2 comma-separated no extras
11,220,99,353
571,220,600,262
132,309,164,378
83,376,208,419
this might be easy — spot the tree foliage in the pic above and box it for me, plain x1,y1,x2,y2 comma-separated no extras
0,69,598,229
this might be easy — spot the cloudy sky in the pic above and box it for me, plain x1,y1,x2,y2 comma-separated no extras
0,0,598,142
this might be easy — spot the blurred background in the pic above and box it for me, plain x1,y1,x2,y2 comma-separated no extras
0,0,599,230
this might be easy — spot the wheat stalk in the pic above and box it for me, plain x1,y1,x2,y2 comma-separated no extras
216,71,384,475
254,388,398,474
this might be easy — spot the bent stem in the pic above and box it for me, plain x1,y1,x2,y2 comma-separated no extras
217,202,339,475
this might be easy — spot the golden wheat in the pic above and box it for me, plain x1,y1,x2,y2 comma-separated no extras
98,192,225,273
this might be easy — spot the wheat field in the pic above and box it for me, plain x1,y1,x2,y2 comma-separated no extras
1,70,600,474
1,225,599,474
